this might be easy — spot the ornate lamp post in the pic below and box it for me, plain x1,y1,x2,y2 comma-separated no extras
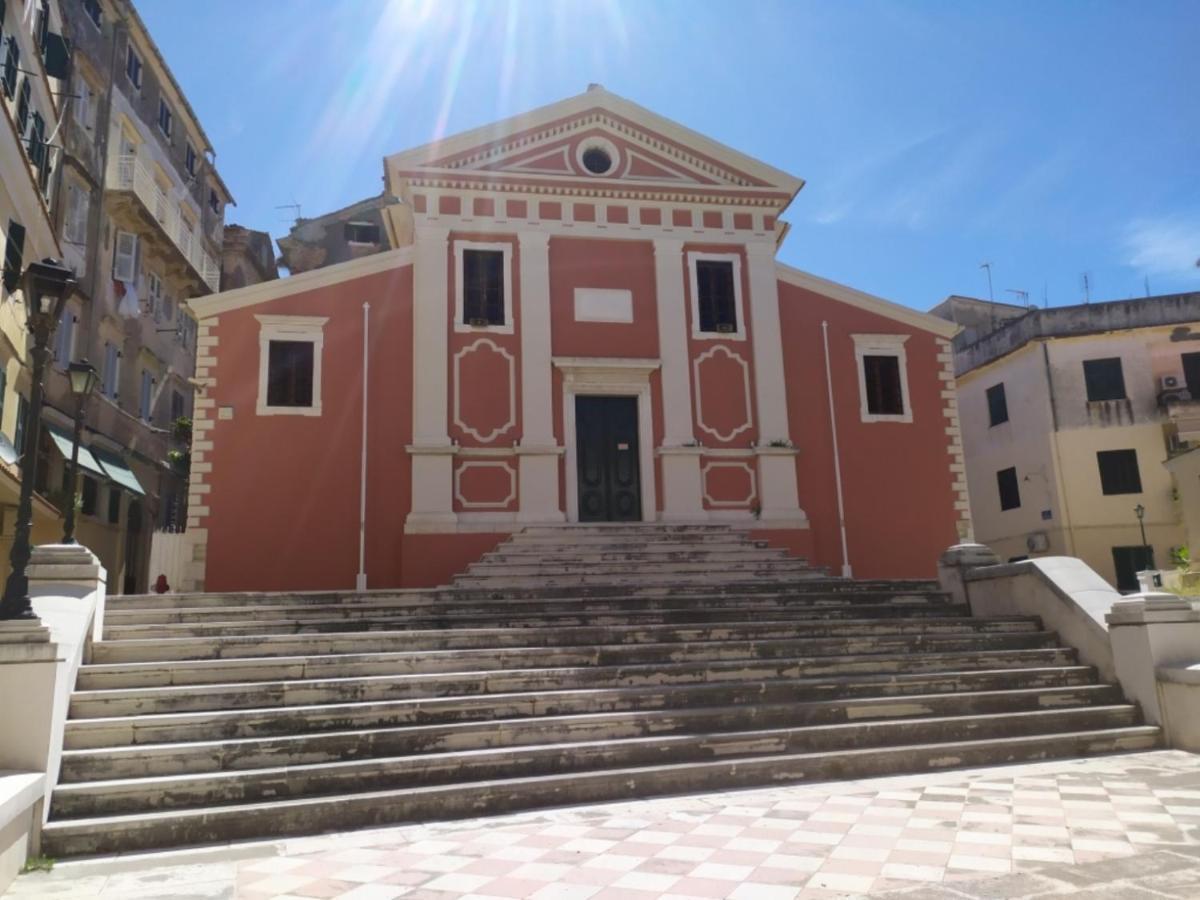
62,359,100,544
0,259,76,620
1134,503,1151,560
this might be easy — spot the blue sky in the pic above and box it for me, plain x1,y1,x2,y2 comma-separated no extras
138,0,1199,311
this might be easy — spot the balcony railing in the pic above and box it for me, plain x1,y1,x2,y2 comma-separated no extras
113,155,220,292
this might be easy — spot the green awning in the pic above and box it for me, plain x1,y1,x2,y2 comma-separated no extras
95,451,146,497
47,429,108,480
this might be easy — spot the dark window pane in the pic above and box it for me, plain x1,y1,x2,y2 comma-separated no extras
1083,357,1126,401
987,383,1008,426
1097,448,1142,495
81,475,97,516
345,222,380,244
266,340,314,407
3,220,25,293
1182,352,1200,397
107,486,121,524
695,260,737,333
863,355,904,415
462,249,504,326
997,466,1021,511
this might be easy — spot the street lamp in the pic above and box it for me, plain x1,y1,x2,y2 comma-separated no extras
61,359,100,545
0,259,76,620
1135,503,1148,549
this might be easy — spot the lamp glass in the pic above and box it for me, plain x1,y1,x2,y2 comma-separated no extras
67,360,99,397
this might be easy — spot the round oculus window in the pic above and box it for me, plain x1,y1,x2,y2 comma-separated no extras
581,146,614,175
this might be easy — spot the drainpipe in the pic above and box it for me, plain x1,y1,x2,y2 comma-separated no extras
1042,341,1077,556
821,321,852,578
356,301,369,591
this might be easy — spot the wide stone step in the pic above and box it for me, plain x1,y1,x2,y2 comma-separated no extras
68,649,1081,718
480,545,781,561
460,559,816,577
90,617,1040,664
40,726,1160,855
452,572,831,589
100,604,972,638
75,632,1060,689
57,692,1133,784
63,678,1117,750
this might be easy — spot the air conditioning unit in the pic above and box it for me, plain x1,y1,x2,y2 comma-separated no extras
1162,375,1182,391
1026,531,1050,553
1160,389,1192,406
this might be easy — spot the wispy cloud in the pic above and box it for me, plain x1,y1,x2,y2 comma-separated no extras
1123,217,1200,276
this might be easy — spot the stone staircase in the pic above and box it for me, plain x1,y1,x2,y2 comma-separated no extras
40,524,1159,857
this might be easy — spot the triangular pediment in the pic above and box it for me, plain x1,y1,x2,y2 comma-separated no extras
385,87,804,200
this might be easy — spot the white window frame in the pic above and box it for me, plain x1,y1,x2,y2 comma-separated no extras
139,368,155,421
345,220,379,245
53,303,77,368
453,240,514,335
852,333,912,424
255,314,327,417
64,179,90,245
113,230,137,282
686,251,746,341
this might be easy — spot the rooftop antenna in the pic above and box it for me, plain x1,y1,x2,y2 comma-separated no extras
275,202,302,223
1144,275,1151,298
1005,288,1030,309
979,262,994,302
1082,273,1091,304
1043,281,1049,307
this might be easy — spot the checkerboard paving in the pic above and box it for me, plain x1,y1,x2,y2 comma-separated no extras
230,751,1200,900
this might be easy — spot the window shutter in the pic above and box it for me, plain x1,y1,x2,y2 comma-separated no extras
2,36,18,98
16,77,29,133
3,220,25,293
43,31,69,79
113,231,137,282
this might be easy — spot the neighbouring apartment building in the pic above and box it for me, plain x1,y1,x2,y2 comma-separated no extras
935,293,1200,592
17,0,229,593
220,224,277,290
275,193,400,276
0,0,74,566
186,86,969,593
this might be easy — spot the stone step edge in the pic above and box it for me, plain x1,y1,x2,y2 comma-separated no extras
39,726,1162,857
58,689,1131,759
61,680,1117,743
89,618,1043,656
75,633,1065,678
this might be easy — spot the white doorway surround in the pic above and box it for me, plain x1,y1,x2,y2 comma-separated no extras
553,357,660,523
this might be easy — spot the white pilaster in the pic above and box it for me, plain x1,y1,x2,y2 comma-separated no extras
745,240,806,527
516,231,564,522
406,226,457,532
653,238,706,521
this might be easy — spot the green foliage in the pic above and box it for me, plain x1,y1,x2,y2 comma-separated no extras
20,856,54,874
1172,546,1192,570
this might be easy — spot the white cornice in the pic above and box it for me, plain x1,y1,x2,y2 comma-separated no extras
189,248,414,319
776,264,960,339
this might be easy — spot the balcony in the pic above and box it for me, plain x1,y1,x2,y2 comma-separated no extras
1166,397,1200,443
112,155,221,292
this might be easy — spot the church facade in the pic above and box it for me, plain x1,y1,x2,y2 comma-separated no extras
188,87,969,592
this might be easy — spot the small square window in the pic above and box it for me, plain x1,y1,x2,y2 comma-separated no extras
266,341,314,408
997,466,1021,511
1097,449,1142,495
986,383,1009,426
695,260,738,334
345,221,380,244
462,249,505,327
1083,357,1126,401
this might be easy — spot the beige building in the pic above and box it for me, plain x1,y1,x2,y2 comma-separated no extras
936,293,1200,592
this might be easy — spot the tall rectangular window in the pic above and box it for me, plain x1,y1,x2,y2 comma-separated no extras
107,486,121,524
170,389,185,421
83,0,103,28
1097,448,1142,495
81,475,98,516
125,44,142,89
695,260,738,333
266,341,314,408
462,249,504,326
1112,546,1155,593
113,231,138,282
863,355,904,416
185,142,197,176
139,370,155,421
1083,357,1126,401
157,98,172,137
53,305,75,367
3,220,25,294
987,383,1009,426
64,181,90,246
14,394,27,456
2,35,19,98
102,341,120,399
15,76,29,134
997,466,1021,511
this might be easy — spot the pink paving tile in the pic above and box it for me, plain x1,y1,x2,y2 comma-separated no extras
886,849,953,867
291,878,360,898
460,858,525,877
816,857,884,877
704,849,771,867
559,866,624,887
478,876,567,898
838,832,900,850
670,876,745,898
751,865,812,886
613,840,671,857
